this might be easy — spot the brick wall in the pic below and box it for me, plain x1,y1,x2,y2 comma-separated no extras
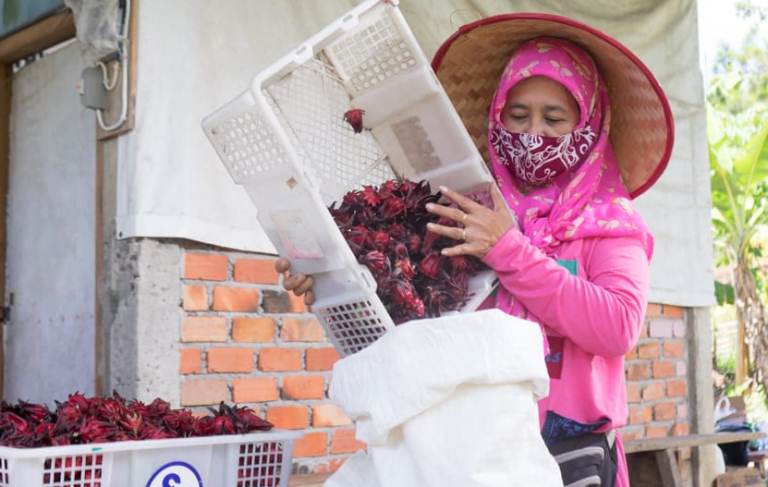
178,247,694,476
621,303,692,485
179,249,363,474
621,303,689,441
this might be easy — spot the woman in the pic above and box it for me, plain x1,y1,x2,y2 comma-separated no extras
279,14,674,487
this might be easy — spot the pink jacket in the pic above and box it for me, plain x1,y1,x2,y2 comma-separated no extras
482,228,650,487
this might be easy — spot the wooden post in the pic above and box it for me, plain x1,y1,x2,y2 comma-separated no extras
0,65,11,398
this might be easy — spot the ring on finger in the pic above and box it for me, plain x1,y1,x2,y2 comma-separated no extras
461,228,467,241
461,212,468,223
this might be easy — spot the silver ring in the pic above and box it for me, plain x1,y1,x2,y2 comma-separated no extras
461,228,467,241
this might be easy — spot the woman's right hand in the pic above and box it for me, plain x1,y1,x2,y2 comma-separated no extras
275,258,316,306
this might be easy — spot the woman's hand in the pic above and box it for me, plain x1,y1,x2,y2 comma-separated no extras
275,258,316,306
426,183,518,258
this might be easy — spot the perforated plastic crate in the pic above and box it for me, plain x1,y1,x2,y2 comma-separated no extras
203,0,496,356
0,430,299,487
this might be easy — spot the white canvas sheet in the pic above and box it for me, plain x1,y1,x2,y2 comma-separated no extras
114,0,713,306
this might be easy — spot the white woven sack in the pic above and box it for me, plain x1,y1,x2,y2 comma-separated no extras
325,309,563,487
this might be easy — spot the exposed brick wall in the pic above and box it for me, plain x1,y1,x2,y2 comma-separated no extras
622,303,692,485
180,247,694,476
179,249,360,474
621,303,689,441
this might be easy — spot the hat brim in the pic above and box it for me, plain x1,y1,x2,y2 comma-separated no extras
432,13,674,199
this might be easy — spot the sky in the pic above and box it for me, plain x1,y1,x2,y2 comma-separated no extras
697,0,768,81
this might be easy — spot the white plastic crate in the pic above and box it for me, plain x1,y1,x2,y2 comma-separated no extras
202,0,496,356
0,430,300,487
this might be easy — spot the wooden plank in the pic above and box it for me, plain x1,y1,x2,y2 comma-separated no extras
625,432,765,453
97,0,139,140
656,449,683,487
0,64,11,398
288,473,331,486
94,138,105,395
0,9,74,63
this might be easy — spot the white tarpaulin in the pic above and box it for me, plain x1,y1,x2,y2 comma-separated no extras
116,0,713,306
325,310,562,487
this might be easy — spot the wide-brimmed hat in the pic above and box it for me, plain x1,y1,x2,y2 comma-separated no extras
432,13,674,199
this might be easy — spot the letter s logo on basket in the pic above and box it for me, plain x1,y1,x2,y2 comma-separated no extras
146,461,203,487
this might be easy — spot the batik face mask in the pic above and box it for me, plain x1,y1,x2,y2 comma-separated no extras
489,124,598,186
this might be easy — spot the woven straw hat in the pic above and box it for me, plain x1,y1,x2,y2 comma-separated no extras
432,13,674,199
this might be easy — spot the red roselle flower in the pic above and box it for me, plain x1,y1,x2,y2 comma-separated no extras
343,108,366,133
330,179,488,324
0,393,274,448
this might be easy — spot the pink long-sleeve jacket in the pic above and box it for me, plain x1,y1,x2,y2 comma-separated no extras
482,228,650,487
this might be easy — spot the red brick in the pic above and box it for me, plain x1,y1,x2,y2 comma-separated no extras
645,303,663,319
653,360,676,379
208,348,253,373
232,317,276,342
626,382,641,403
662,305,685,319
294,431,327,458
306,348,340,371
663,340,685,358
312,458,347,474
266,406,309,429
183,285,208,311
259,348,302,371
184,253,227,280
331,429,366,454
646,425,669,438
673,422,690,436
261,291,291,313
667,379,687,397
619,426,645,442
234,258,279,284
638,342,661,359
282,317,325,342
629,406,652,425
642,382,666,401
649,319,674,338
625,348,637,361
233,377,278,403
181,379,228,406
654,402,677,421
213,287,261,312
181,316,228,342
180,349,202,374
283,376,325,400
313,404,352,427
626,362,651,381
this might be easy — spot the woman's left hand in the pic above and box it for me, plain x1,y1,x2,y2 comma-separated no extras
426,183,518,258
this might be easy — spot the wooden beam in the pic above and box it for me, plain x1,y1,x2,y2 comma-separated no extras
655,449,683,487
625,431,765,453
0,10,75,64
0,64,11,398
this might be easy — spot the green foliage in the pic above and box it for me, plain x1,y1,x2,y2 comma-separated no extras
716,281,736,305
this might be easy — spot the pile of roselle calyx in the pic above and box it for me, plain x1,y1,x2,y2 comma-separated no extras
329,179,488,324
0,392,273,448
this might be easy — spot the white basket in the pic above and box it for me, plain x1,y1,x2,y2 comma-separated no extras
202,0,496,356
0,430,300,487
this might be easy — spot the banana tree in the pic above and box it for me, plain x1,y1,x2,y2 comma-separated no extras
709,108,768,386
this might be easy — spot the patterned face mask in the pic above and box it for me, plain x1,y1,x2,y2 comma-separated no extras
490,124,597,186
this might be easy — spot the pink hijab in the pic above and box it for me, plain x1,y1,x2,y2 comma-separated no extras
488,37,653,259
